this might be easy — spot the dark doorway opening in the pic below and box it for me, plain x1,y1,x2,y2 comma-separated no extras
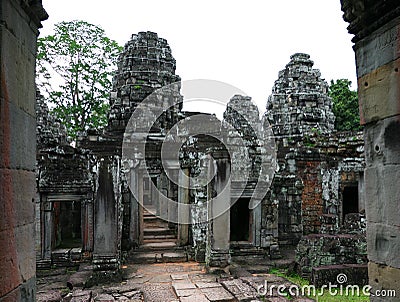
230,198,251,242
53,201,82,249
342,186,359,219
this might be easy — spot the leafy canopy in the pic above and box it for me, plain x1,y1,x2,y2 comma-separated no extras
328,79,362,132
36,20,122,139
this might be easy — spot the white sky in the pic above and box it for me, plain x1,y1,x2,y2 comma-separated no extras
40,0,357,116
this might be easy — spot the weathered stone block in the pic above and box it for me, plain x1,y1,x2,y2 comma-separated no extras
355,16,400,78
311,264,368,288
364,116,400,166
365,165,400,226
358,58,400,124
368,261,400,302
367,223,400,269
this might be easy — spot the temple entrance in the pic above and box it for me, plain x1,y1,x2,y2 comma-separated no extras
53,201,82,249
230,198,251,242
342,186,359,220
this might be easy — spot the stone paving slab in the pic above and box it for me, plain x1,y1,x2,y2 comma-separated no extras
94,293,115,301
220,279,258,301
190,274,217,283
142,283,177,302
172,282,197,290
180,294,210,302
70,289,92,302
170,273,190,281
149,273,173,283
200,286,235,302
175,288,202,297
195,281,223,289
36,290,63,302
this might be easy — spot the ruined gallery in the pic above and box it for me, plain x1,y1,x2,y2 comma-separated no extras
1,1,400,301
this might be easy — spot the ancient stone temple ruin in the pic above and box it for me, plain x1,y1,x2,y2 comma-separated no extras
3,1,400,301
34,31,368,286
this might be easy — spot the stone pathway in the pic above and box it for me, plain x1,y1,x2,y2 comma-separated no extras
36,262,314,302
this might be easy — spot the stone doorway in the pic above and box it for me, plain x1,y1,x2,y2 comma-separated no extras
53,201,82,249
342,185,359,219
230,197,252,242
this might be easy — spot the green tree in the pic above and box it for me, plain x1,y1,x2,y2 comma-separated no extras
36,20,122,139
328,79,362,131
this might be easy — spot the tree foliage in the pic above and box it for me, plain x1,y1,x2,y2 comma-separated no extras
36,20,122,139
328,79,362,131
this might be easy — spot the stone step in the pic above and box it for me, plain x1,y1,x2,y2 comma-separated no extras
143,234,176,242
143,227,175,236
36,259,52,270
231,248,265,256
129,251,187,264
141,241,178,250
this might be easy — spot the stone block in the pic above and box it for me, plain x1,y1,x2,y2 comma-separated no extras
180,294,209,302
311,264,368,287
15,223,36,285
36,290,62,302
364,115,400,166
355,17,400,78
1,17,37,117
200,286,235,302
0,100,36,171
220,279,258,301
172,282,196,290
367,222,400,268
365,165,400,226
368,261,400,302
358,58,400,124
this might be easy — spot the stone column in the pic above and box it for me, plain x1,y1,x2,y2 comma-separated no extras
167,168,178,227
41,196,52,261
158,173,169,221
252,202,262,246
82,198,94,254
129,167,140,247
0,1,47,300
93,158,119,271
341,2,400,300
138,170,144,245
178,168,190,246
207,150,231,268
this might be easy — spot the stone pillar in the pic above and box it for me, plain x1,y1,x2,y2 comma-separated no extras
93,158,119,271
167,169,178,227
82,198,94,254
41,197,53,261
207,150,231,268
178,168,190,246
158,173,169,221
252,202,262,246
341,1,400,300
0,2,47,300
138,170,144,245
129,167,140,247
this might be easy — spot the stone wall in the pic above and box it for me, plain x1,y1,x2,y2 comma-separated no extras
265,54,365,248
341,1,400,300
296,213,367,278
0,0,47,301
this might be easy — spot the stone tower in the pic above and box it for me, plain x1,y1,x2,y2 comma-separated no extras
265,53,335,137
107,31,182,135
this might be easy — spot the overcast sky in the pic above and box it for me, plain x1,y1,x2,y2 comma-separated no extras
40,0,357,116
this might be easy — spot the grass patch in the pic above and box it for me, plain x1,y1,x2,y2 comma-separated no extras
267,268,370,302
